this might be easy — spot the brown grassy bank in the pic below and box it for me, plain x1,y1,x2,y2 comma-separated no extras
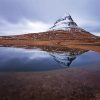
0,39,100,52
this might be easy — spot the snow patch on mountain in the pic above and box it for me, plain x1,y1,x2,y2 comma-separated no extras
49,13,86,33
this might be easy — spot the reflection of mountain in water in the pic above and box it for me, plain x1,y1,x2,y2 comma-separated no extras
0,45,87,67
50,51,86,67
35,46,88,67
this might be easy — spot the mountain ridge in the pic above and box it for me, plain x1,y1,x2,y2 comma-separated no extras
0,13,98,41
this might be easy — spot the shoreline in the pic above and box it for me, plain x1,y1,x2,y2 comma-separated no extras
0,39,100,52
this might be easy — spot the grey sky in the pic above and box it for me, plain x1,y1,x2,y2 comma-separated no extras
0,0,100,36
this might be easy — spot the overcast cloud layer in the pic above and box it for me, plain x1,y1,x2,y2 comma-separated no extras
0,0,100,36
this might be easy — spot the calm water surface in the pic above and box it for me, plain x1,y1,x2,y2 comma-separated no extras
0,47,100,72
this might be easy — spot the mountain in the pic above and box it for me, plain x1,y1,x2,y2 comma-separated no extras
0,13,99,41
49,13,85,32
0,30,97,40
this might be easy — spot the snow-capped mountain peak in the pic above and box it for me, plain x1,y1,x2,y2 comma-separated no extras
49,13,86,32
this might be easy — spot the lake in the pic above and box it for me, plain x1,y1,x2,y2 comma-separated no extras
0,46,100,72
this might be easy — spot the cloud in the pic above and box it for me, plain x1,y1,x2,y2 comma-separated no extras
0,18,51,36
74,18,100,36
0,0,100,36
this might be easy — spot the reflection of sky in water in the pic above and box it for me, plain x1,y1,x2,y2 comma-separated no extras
71,51,100,67
0,47,100,72
0,47,61,71
0,47,50,60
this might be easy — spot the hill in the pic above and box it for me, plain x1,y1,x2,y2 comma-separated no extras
0,13,100,51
